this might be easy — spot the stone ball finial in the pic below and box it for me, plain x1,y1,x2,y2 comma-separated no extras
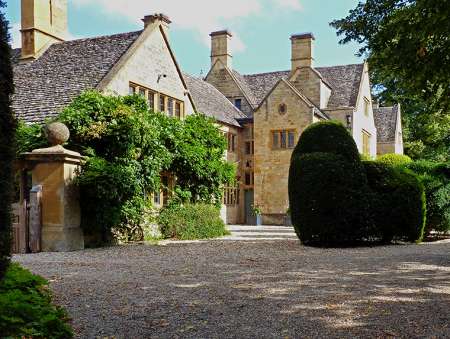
45,122,70,146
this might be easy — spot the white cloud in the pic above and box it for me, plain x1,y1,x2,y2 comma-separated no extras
72,0,302,52
10,22,21,48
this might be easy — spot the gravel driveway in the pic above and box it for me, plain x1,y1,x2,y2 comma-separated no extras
14,240,450,338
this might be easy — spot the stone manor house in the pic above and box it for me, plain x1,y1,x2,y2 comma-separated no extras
12,0,404,225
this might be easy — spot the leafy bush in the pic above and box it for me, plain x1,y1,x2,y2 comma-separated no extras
29,90,236,243
292,121,361,164
377,153,412,167
363,161,426,242
0,0,15,281
0,263,73,338
289,152,373,246
158,204,230,240
15,121,48,155
405,160,450,235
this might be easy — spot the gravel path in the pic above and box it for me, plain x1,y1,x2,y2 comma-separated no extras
14,240,450,339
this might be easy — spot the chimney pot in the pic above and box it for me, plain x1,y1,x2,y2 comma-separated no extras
142,13,172,28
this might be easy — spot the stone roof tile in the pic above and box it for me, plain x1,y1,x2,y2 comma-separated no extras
184,73,246,126
373,105,399,142
240,64,364,109
12,31,142,124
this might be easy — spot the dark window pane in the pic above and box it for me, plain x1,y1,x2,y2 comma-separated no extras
288,131,295,148
234,99,242,110
281,131,287,148
159,95,165,112
129,85,136,95
139,88,146,97
168,98,174,116
245,142,251,155
245,172,251,185
273,132,279,148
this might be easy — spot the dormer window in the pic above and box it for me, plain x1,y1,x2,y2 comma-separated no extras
234,98,242,110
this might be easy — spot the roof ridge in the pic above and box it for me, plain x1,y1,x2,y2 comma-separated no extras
55,30,143,45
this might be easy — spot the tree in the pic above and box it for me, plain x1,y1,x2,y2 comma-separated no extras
0,0,16,280
331,0,450,161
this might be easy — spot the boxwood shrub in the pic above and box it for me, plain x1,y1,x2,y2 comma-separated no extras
377,153,412,167
289,152,373,246
292,121,361,164
0,264,73,338
363,161,426,242
405,160,450,235
158,203,230,240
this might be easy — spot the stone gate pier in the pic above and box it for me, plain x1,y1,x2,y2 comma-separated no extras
21,122,84,252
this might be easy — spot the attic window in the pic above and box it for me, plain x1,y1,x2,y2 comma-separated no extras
278,103,287,115
234,99,242,110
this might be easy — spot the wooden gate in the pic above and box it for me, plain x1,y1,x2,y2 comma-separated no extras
11,169,42,254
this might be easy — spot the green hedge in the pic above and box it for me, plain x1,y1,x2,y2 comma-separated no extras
377,153,412,167
158,204,230,240
0,0,16,281
292,121,361,164
289,152,372,246
405,160,450,235
0,264,73,338
363,161,426,242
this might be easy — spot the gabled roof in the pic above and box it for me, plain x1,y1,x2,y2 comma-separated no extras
183,73,246,127
255,78,329,120
237,63,364,109
12,31,142,124
373,105,400,142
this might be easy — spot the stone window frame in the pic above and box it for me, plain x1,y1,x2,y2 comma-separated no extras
152,172,175,208
271,129,297,150
223,186,240,206
227,132,237,153
129,82,184,119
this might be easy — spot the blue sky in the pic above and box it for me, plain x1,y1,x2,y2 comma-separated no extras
5,0,363,75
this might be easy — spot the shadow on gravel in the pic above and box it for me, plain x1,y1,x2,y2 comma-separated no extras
14,242,450,338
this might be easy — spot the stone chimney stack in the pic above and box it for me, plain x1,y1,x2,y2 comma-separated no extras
210,30,232,70
20,0,67,60
142,13,171,35
291,33,315,70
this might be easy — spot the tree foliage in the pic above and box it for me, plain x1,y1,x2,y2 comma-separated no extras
331,0,450,161
0,0,16,281
19,91,235,242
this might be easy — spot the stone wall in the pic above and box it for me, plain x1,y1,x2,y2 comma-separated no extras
206,64,253,117
100,24,194,116
253,80,314,225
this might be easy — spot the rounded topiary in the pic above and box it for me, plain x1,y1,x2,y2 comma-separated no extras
377,153,412,167
292,121,361,163
363,161,426,242
289,152,373,246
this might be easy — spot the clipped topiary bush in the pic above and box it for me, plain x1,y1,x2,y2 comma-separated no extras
0,264,73,338
292,121,361,164
363,161,426,242
158,204,230,240
289,152,373,246
377,153,412,167
405,160,450,235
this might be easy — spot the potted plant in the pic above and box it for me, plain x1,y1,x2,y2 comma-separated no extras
252,204,262,226
284,207,292,226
